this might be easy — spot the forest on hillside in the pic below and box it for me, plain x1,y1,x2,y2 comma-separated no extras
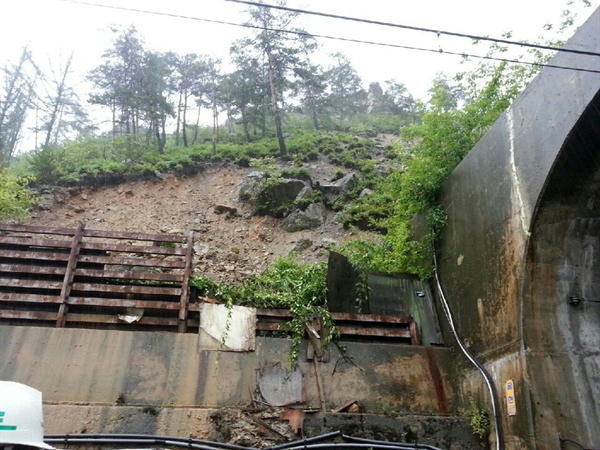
0,0,589,279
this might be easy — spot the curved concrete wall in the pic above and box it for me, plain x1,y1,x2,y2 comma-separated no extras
437,8,600,449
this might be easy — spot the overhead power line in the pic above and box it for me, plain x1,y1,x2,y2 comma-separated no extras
60,0,600,75
226,0,600,58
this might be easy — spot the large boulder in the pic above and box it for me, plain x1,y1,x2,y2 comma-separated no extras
321,172,358,206
280,203,325,232
253,178,307,217
238,171,265,201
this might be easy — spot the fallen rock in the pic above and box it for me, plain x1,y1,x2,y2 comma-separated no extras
214,204,238,215
281,203,324,232
292,237,313,253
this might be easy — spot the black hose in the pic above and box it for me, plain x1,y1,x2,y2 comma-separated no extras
45,433,255,450
45,432,443,450
268,431,342,450
432,251,504,450
342,434,443,450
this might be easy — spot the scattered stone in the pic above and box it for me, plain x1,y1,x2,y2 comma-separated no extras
292,238,312,253
359,188,374,197
281,204,324,232
321,238,338,248
239,171,265,201
214,204,238,215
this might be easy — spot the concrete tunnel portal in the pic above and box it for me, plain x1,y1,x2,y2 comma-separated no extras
436,7,600,449
523,89,600,445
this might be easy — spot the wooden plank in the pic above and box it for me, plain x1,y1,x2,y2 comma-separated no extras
178,230,194,333
0,236,73,249
0,310,58,321
73,268,183,283
84,228,184,243
67,296,180,310
0,310,199,327
78,254,185,269
80,241,186,256
70,282,181,297
0,264,65,276
0,249,70,262
410,321,420,346
335,326,411,338
0,293,61,304
331,312,413,324
57,222,84,327
0,278,63,290
0,223,77,236
256,308,294,318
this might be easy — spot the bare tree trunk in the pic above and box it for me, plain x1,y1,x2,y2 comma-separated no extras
267,51,286,156
182,93,189,147
241,108,251,142
175,90,182,146
309,89,320,130
43,53,73,149
192,107,201,146
211,82,218,155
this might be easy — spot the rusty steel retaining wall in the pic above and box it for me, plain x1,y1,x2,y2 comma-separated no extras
436,7,600,449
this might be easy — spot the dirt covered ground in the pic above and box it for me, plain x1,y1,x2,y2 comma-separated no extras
28,157,362,284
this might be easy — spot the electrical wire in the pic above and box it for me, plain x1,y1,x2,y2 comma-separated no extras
433,250,504,450
60,0,600,75
226,0,600,58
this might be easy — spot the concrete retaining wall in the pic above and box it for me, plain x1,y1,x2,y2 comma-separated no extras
1,325,462,438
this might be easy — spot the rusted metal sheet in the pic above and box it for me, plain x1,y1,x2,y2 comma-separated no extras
336,326,411,338
0,221,195,333
0,293,61,303
0,310,57,321
0,264,65,276
78,254,185,269
0,236,73,248
73,268,183,282
67,296,180,310
57,222,85,327
332,312,412,324
257,362,304,407
0,250,70,261
80,241,186,256
178,230,195,332
84,228,183,242
0,278,63,290
0,310,200,327
199,303,257,351
0,223,77,236
70,282,181,296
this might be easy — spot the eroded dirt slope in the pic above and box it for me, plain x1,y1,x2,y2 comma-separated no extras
29,160,357,284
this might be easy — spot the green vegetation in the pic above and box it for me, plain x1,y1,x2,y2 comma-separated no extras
0,169,36,222
0,0,586,362
191,256,333,362
467,396,490,440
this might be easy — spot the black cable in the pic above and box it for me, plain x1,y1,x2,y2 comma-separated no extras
226,0,600,58
59,0,600,75
433,250,504,450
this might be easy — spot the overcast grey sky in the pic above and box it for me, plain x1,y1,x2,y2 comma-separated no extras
1,0,598,100
0,0,598,153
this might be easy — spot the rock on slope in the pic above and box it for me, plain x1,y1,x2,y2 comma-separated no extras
29,161,357,284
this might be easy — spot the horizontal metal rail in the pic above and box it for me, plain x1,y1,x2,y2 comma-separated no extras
0,221,194,333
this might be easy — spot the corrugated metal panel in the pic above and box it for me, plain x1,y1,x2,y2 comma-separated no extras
367,271,443,346
257,362,303,407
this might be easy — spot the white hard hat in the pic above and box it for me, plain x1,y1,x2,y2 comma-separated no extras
0,381,53,449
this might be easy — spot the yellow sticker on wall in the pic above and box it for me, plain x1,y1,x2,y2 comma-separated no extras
506,379,517,416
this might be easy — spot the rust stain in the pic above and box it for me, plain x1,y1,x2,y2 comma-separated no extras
425,347,448,414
